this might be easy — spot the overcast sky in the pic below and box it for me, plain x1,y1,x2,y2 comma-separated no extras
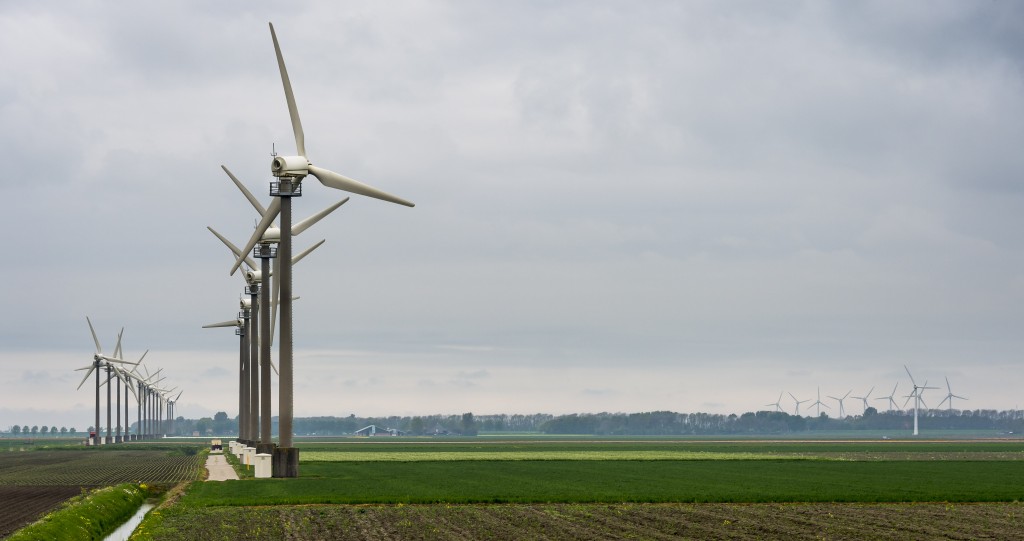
2,1,1023,430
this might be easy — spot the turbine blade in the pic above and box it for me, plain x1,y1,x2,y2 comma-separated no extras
113,328,124,359
308,165,414,207
269,22,305,158
222,165,267,215
175,390,183,401
203,319,240,329
76,366,96,390
231,198,282,275
293,197,349,236
209,226,258,272
136,350,148,366
87,316,102,354
292,239,325,266
904,365,917,387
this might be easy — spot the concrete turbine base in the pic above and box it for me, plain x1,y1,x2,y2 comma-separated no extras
272,447,299,478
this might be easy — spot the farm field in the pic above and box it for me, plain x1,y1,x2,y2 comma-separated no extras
0,485,82,539
122,437,1024,539
0,447,205,538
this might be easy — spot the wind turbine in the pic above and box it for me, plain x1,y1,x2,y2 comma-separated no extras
76,318,133,445
936,376,968,412
904,365,938,436
851,386,875,414
765,392,784,412
227,22,415,477
875,383,900,412
208,228,324,448
788,392,809,416
827,390,852,419
203,316,249,442
808,387,830,417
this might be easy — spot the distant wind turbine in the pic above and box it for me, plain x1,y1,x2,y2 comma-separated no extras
809,387,830,417
765,392,784,413
788,392,809,416
936,376,968,412
851,386,875,414
827,390,852,419
875,383,900,412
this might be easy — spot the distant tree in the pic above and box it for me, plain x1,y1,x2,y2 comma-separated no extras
11,425,20,435
461,412,478,436
40,426,49,436
31,426,39,435
213,412,230,434
195,417,214,435
50,426,58,436
69,428,76,435
863,407,878,417
60,427,68,436
410,416,425,436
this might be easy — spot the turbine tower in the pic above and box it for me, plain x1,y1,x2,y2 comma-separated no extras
229,22,415,478
904,365,938,436
212,167,338,454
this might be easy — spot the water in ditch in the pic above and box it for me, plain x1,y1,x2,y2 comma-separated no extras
104,502,155,541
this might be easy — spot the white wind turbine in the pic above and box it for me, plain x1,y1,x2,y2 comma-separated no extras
875,383,900,412
76,318,134,445
788,392,809,416
904,365,938,436
808,387,830,417
227,22,415,477
827,390,852,419
765,392,784,412
851,386,875,414
936,376,968,412
209,225,324,448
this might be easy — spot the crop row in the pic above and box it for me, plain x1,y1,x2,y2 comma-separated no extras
0,450,204,486
300,450,821,462
181,459,1024,505
0,486,83,539
132,502,1024,540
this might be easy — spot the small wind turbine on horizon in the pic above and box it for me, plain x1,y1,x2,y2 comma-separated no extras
809,387,830,417
875,383,900,412
788,392,809,416
827,390,852,419
851,386,874,414
76,318,136,445
936,376,968,412
904,365,938,436
765,392,784,413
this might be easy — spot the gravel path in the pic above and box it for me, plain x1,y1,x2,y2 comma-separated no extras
205,452,239,481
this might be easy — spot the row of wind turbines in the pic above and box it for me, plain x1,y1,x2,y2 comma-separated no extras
75,317,181,445
765,366,968,435
201,23,414,477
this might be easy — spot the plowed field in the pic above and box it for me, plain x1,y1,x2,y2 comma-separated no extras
0,485,82,539
135,502,1024,540
0,449,204,538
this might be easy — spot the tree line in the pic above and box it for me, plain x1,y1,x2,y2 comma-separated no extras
537,408,1024,435
5,425,78,436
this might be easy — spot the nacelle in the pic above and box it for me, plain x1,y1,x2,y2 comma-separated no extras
244,269,263,284
262,228,281,243
271,155,309,177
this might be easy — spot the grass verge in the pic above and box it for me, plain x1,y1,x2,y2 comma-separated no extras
6,483,152,541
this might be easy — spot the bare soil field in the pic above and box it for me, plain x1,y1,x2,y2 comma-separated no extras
139,502,1024,540
0,485,82,538
0,450,203,486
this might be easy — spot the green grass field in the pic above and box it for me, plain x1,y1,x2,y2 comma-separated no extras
183,438,1024,505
